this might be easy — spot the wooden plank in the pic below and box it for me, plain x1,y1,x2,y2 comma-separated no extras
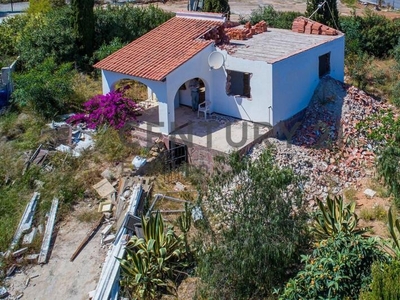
38,198,59,264
70,214,104,262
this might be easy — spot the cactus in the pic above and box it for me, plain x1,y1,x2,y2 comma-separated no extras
312,195,366,240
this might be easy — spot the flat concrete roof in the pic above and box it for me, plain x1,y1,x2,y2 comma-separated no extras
226,27,343,64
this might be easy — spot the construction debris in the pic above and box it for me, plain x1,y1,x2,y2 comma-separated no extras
48,121,95,157
25,254,39,264
6,264,16,277
12,247,28,258
174,182,186,191
22,228,37,245
0,287,8,299
93,184,144,300
38,198,59,264
9,192,40,251
98,201,113,213
93,179,116,199
102,234,115,245
23,144,48,174
251,78,391,202
364,188,377,198
70,215,105,262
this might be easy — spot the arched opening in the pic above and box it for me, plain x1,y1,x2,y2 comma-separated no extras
175,78,206,109
113,78,152,103
111,78,161,126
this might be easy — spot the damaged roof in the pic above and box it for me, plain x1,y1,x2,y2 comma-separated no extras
226,27,343,63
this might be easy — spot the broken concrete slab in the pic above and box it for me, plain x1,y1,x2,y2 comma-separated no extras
22,227,37,245
103,234,115,245
10,192,40,251
101,169,115,181
38,198,59,264
101,224,112,238
174,182,186,191
93,179,116,199
6,264,16,277
12,247,28,258
364,188,377,198
25,254,39,264
0,287,8,299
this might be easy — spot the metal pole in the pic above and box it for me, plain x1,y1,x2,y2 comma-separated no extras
10,0,13,12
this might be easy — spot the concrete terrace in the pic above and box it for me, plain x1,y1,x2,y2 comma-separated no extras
135,102,271,154
228,27,343,63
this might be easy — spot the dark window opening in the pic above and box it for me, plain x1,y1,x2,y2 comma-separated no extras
226,70,252,98
319,52,331,78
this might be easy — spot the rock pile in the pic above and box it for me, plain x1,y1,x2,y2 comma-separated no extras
250,77,392,202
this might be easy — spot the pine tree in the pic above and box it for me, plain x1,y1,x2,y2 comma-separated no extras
202,0,230,18
71,0,94,59
305,0,339,29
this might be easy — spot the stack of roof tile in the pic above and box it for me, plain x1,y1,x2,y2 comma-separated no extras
224,21,268,40
292,16,338,36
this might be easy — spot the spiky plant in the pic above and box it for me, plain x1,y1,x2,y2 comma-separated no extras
177,203,192,255
388,206,400,256
312,196,366,240
119,211,189,299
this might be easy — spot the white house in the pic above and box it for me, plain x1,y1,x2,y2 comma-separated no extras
94,12,344,135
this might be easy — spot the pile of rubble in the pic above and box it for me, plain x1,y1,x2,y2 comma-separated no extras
250,77,392,202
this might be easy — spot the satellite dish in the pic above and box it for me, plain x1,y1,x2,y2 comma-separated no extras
208,52,225,70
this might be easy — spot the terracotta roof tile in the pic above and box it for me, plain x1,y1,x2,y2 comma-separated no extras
94,15,224,81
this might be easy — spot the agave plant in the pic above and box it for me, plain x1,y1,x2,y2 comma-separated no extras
177,203,192,255
388,206,400,256
119,211,189,299
312,195,366,240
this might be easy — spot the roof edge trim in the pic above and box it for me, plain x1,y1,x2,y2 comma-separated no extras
176,11,226,22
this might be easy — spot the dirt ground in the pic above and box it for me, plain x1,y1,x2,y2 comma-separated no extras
6,210,108,300
152,0,400,21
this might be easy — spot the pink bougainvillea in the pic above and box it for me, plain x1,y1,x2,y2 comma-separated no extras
67,86,141,130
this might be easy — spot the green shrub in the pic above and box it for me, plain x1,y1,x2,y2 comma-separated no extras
12,58,75,119
360,260,400,300
27,0,52,14
91,37,127,65
196,150,309,299
377,144,400,208
0,14,29,59
94,5,174,49
203,0,230,16
17,7,76,69
340,12,400,58
244,5,301,29
305,0,339,29
280,232,390,300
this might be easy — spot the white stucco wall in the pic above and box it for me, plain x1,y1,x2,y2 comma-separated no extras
166,44,215,109
211,49,273,125
100,70,170,133
271,35,345,125
100,34,344,134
